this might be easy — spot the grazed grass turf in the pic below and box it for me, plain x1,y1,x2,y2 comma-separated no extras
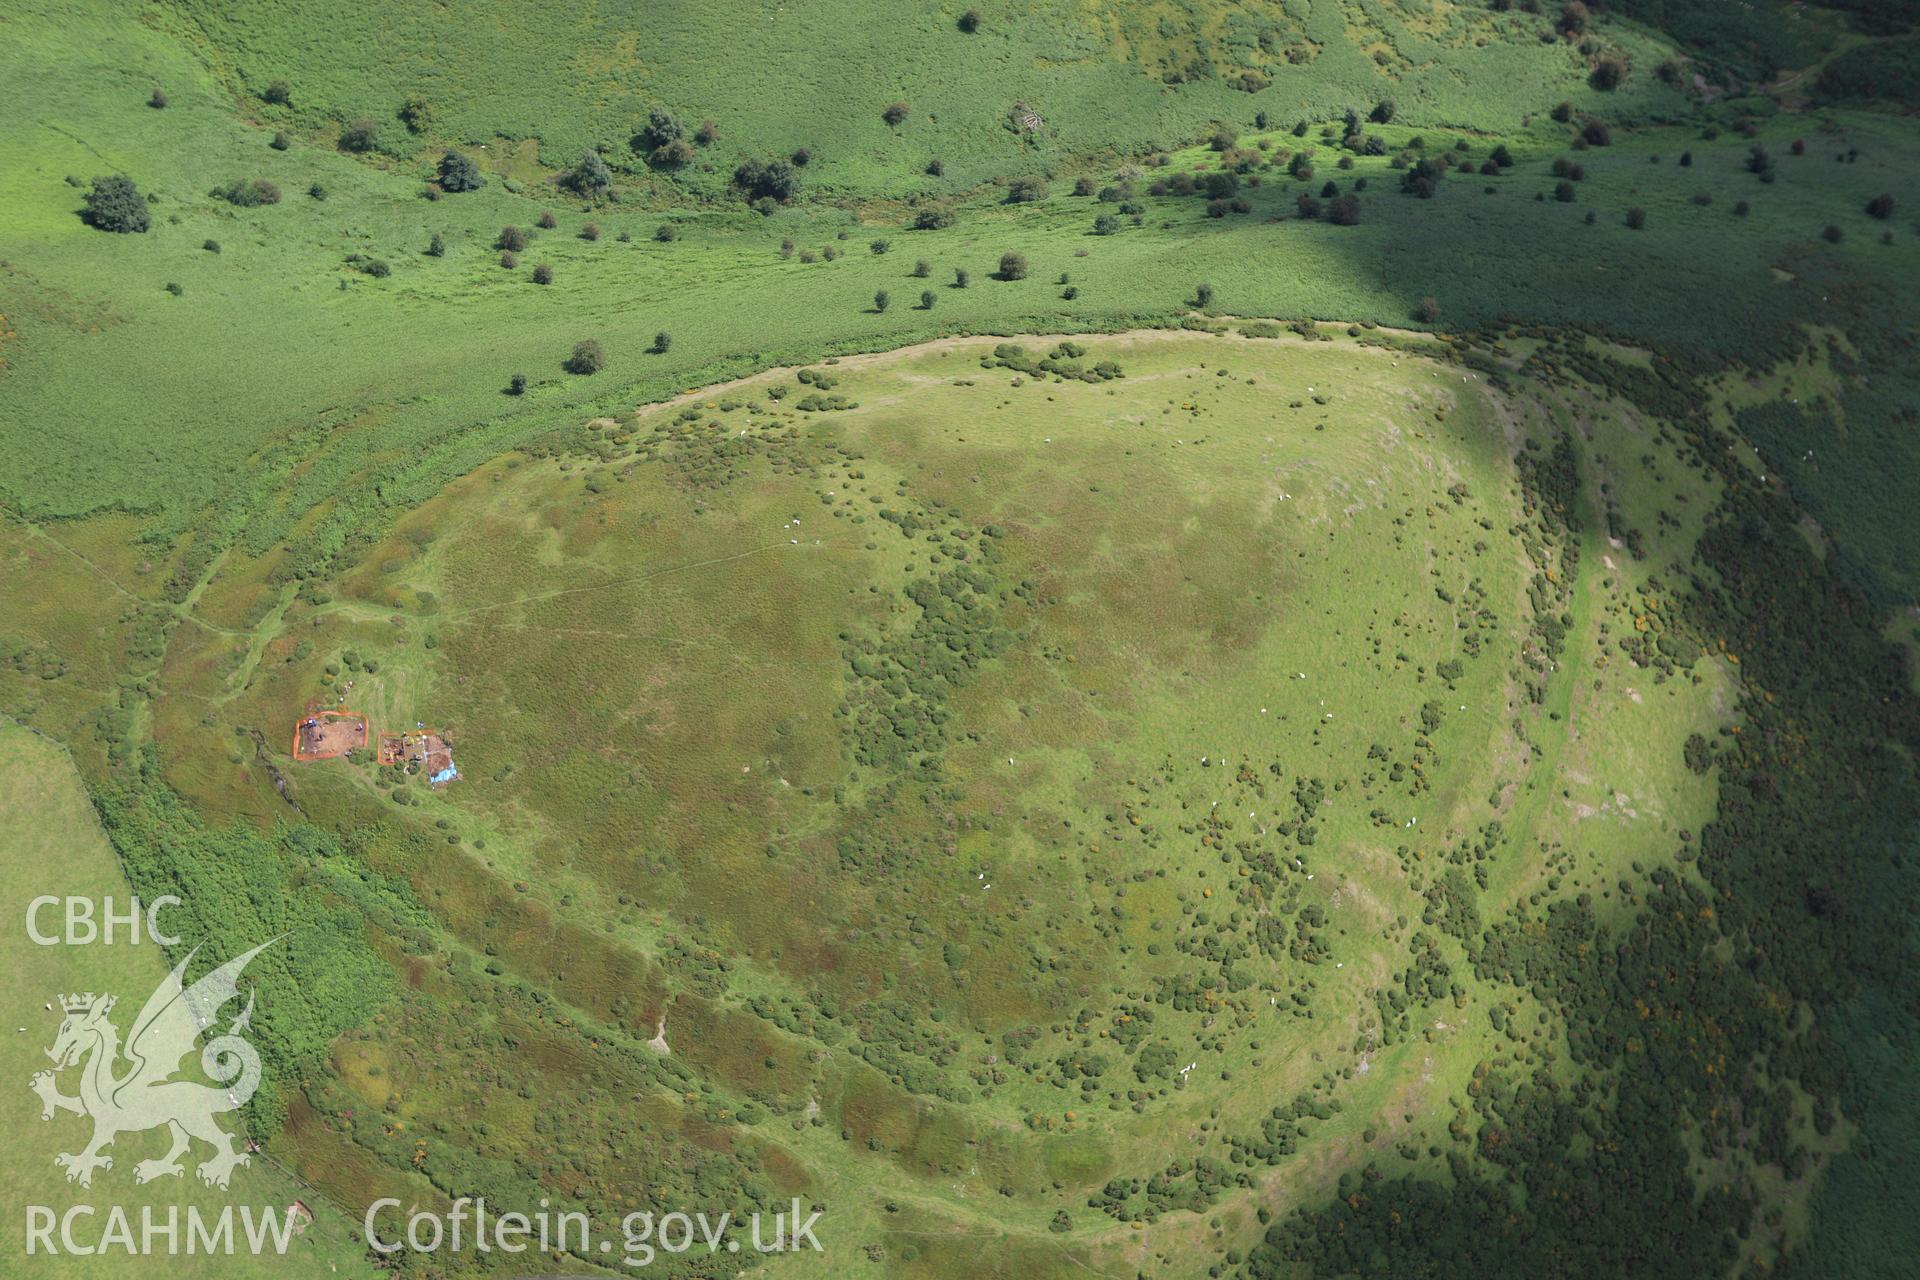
0,329,1711,1273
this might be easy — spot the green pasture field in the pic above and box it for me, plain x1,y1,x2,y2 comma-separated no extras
164,0,1694,196
4,0,1917,592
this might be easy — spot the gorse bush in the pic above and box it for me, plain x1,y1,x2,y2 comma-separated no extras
216,180,280,210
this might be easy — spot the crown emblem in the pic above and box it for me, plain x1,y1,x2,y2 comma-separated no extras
60,993,113,1015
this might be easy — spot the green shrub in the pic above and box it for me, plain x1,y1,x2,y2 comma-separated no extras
436,151,484,192
81,175,150,233
338,117,379,152
217,178,282,207
566,340,605,374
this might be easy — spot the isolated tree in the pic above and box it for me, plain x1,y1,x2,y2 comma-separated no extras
566,340,605,374
883,100,911,127
959,7,982,32
426,231,446,257
1866,193,1895,220
499,250,518,269
912,259,931,277
507,373,527,395
537,210,557,229
339,118,379,152
919,289,936,310
1194,281,1215,308
1328,193,1361,225
913,205,955,230
497,225,528,252
655,223,677,242
263,78,291,106
1557,1,1589,35
1415,296,1441,323
567,150,613,199
82,175,151,233
437,151,484,192
149,88,169,109
1590,57,1626,90
270,130,291,151
954,266,970,287
1370,99,1396,124
532,263,553,285
652,331,672,354
580,221,600,241
1093,213,1120,235
1821,224,1844,243
792,146,813,166
874,289,890,312
695,119,718,146
997,251,1029,280
1625,206,1647,229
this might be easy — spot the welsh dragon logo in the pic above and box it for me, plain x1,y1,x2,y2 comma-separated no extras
29,939,276,1190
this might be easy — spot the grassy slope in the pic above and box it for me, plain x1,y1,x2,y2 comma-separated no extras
0,2,1916,1276
4,0,1915,554
72,329,1724,1275
0,721,369,1276
163,0,1691,194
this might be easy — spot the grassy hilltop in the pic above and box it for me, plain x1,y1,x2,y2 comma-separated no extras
1,1,1919,1278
